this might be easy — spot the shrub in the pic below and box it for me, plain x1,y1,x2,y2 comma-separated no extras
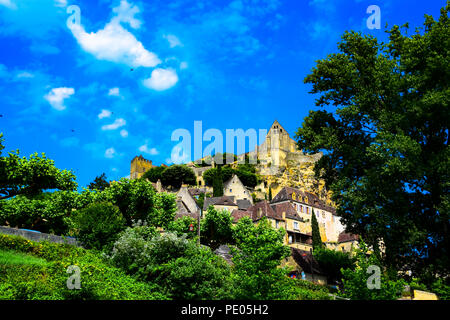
110,230,233,299
201,206,234,250
0,234,167,300
167,216,198,239
340,240,405,300
313,247,355,284
68,202,126,251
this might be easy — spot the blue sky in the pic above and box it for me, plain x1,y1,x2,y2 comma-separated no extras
0,0,446,188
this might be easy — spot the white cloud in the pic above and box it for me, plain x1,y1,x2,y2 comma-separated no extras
170,144,190,164
112,0,141,29
98,109,112,119
164,34,182,48
120,129,128,137
54,0,67,7
143,68,178,91
0,0,17,9
44,87,75,111
101,118,126,130
108,87,120,96
105,147,116,158
139,143,158,155
16,71,34,79
180,61,188,70
69,1,160,68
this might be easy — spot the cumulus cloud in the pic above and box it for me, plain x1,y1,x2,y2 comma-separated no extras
108,87,120,96
164,34,182,48
101,118,126,130
120,129,128,137
143,68,178,91
0,0,16,9
98,109,112,119
105,147,116,158
54,0,67,7
44,87,75,111
139,143,158,155
69,1,160,68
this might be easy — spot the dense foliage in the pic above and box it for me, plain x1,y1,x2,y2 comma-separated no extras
0,133,77,200
295,5,450,282
340,241,405,300
313,247,355,284
231,217,292,299
67,202,126,251
141,166,166,183
0,234,166,300
311,209,323,249
110,230,233,299
200,206,234,249
212,165,224,197
87,173,109,191
160,164,196,188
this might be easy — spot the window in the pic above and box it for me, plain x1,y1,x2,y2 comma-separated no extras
229,189,232,192
288,235,293,244
276,220,279,229
306,207,309,214
300,205,303,213
294,222,299,230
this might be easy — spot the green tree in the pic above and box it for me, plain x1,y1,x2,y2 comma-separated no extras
0,134,77,200
231,217,292,299
212,165,224,197
311,209,323,249
340,240,405,300
295,5,450,281
167,216,198,239
202,166,234,186
68,202,126,251
313,247,355,284
111,231,233,299
98,178,175,227
160,165,196,189
141,166,166,183
87,173,109,191
201,206,233,250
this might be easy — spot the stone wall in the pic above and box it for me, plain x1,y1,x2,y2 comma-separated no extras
0,226,80,246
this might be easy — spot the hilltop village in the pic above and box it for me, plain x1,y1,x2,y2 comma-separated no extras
129,121,359,283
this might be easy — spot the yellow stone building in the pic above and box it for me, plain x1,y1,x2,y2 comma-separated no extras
130,155,154,179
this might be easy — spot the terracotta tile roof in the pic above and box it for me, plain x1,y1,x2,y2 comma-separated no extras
231,209,252,223
270,202,304,221
203,195,238,211
338,232,359,243
271,186,336,215
247,200,282,220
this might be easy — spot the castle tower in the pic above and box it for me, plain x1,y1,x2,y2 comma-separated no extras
130,155,154,179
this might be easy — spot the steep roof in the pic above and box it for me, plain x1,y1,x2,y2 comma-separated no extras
236,199,252,210
231,209,252,223
203,195,238,211
247,200,282,221
338,232,359,243
271,186,336,215
271,202,304,221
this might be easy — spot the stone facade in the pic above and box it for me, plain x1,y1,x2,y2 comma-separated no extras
130,155,154,179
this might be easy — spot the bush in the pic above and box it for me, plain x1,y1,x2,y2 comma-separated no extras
68,202,126,251
340,240,405,300
110,230,233,299
201,206,234,250
167,216,198,239
0,234,167,300
313,247,355,284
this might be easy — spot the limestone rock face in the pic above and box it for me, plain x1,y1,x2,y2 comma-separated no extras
249,121,332,204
